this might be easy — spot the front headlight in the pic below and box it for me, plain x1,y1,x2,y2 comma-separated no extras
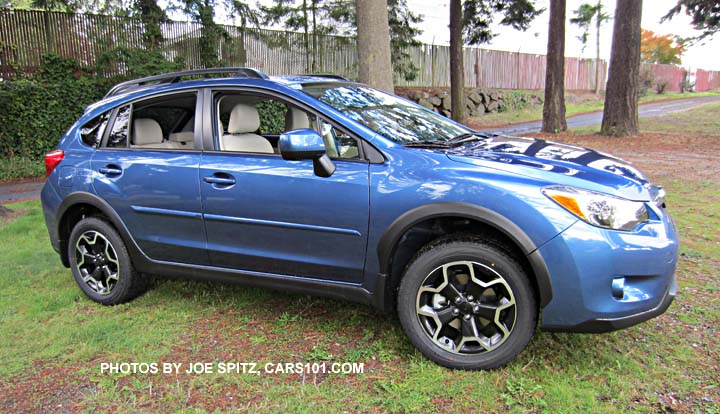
543,186,649,231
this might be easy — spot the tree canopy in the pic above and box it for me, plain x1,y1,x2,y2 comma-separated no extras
569,2,609,50
461,0,543,45
640,29,685,64
663,0,720,42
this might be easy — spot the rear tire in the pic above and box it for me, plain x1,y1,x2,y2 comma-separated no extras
68,217,146,305
397,237,537,370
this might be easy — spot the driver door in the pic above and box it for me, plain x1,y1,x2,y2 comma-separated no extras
199,89,370,283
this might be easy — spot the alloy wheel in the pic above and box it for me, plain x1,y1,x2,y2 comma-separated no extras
74,230,120,295
415,261,517,354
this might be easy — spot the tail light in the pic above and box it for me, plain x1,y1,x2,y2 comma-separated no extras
45,149,64,177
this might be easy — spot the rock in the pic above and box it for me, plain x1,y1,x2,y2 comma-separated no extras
479,92,489,104
441,96,452,111
442,109,452,118
468,92,483,105
418,98,434,110
421,91,431,100
429,96,442,107
486,100,499,113
489,91,500,101
0,205,12,218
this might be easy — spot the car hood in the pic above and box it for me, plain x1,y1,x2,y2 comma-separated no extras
445,135,654,201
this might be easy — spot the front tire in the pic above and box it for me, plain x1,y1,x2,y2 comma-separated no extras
68,217,146,305
397,237,537,370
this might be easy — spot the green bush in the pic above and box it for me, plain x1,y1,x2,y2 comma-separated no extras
0,55,105,160
0,50,183,164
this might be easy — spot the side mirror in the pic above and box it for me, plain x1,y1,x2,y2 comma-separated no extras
279,129,336,177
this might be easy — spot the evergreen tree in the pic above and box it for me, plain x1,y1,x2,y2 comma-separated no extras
449,0,542,122
663,0,720,42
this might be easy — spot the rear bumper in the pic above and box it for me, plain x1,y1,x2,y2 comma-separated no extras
41,181,63,258
538,206,679,332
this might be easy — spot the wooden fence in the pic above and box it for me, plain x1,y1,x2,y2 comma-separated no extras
642,62,720,92
2,9,718,92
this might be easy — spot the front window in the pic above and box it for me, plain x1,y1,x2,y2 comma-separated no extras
301,84,471,144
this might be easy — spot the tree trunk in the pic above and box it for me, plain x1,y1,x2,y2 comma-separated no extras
311,0,318,72
542,0,567,133
601,0,642,137
594,0,602,94
302,0,310,73
356,0,394,92
449,0,465,123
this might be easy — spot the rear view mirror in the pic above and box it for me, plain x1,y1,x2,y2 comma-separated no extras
279,129,335,177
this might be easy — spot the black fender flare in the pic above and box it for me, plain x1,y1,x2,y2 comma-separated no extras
376,202,553,308
55,191,148,267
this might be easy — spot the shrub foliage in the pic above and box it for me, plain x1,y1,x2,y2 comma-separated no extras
0,50,183,161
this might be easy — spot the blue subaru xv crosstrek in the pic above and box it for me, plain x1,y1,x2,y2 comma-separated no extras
41,68,678,370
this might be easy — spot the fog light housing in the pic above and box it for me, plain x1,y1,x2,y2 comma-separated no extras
611,277,626,299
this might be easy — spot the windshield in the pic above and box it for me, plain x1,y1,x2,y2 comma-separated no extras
301,84,472,144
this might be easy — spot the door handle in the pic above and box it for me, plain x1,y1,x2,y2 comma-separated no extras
99,165,122,175
203,174,236,186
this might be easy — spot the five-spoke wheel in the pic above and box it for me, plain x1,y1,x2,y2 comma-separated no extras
398,238,537,370
68,217,147,305
416,261,517,354
75,230,120,295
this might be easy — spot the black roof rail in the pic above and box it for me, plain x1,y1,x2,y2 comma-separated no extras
105,67,269,97
300,74,349,81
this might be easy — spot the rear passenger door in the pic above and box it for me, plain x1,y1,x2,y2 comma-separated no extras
91,90,208,265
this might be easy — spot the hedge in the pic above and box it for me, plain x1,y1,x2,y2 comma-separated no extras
0,51,183,162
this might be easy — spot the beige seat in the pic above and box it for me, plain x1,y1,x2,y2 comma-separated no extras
168,131,194,149
220,104,273,154
286,107,337,158
132,118,176,149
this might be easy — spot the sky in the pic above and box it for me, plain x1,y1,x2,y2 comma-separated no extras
408,0,720,71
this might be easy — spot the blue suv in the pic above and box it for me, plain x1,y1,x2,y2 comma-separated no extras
41,68,678,370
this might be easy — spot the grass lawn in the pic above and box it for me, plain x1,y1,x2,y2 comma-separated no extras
467,89,720,129
1,105,719,413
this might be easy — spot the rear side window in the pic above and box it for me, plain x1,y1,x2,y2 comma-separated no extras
101,92,197,150
79,113,109,148
106,105,131,148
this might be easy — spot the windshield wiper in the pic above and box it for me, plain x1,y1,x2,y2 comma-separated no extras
403,140,452,148
445,132,489,146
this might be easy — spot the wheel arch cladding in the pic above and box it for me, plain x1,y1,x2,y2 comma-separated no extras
376,202,553,309
56,192,139,268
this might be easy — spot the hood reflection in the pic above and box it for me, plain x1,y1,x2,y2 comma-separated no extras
449,134,647,184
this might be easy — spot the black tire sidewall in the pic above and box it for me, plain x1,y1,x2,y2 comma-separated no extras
397,240,537,370
68,217,137,305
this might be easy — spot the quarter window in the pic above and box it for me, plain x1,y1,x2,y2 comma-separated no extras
79,113,109,148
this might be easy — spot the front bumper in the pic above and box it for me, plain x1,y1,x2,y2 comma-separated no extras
544,277,676,333
538,205,679,332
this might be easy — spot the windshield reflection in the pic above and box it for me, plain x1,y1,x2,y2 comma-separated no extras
302,84,470,144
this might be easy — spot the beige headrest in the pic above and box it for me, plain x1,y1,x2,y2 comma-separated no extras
285,107,310,131
227,103,260,134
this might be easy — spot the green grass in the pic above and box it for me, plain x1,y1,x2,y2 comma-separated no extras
468,89,720,129
1,190,718,413
568,100,720,134
1,105,719,412
0,156,45,182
